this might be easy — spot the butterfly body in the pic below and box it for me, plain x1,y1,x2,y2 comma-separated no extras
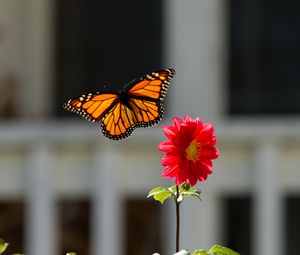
64,68,175,140
119,88,134,110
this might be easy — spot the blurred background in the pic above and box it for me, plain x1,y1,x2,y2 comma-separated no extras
0,0,299,255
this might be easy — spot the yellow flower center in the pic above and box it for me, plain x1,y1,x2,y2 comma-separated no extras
185,140,200,162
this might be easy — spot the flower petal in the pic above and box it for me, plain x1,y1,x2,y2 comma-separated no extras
200,147,219,159
184,115,194,123
162,125,178,140
162,165,178,178
195,117,203,127
173,117,183,130
191,163,208,182
188,173,198,186
195,124,216,145
161,154,178,166
199,158,213,174
158,141,176,153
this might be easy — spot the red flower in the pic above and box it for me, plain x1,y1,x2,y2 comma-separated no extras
158,115,219,186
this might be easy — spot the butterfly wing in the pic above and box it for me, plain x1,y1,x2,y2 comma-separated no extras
63,92,118,122
127,68,175,125
127,68,174,101
101,101,138,140
101,69,175,140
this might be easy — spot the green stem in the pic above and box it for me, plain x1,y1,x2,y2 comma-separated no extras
176,185,180,253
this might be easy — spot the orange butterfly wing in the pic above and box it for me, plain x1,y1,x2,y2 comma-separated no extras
100,69,175,140
63,92,118,122
128,68,173,100
101,102,137,139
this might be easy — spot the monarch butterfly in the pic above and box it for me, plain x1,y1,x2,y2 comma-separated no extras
63,68,175,140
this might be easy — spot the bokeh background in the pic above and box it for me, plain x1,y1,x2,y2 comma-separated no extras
0,0,300,255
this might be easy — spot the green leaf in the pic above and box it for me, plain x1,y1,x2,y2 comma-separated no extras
177,184,201,201
147,187,170,197
0,239,9,254
169,184,187,192
147,187,174,204
209,245,240,255
181,188,201,200
192,250,212,255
